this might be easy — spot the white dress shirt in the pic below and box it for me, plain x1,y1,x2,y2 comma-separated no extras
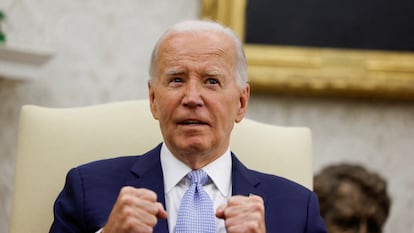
160,143,232,233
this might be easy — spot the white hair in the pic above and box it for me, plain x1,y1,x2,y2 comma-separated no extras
148,20,248,88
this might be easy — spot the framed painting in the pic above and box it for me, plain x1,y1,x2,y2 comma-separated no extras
201,0,414,100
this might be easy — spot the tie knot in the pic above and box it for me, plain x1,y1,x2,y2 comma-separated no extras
188,170,209,185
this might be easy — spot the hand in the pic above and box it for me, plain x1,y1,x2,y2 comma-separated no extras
102,187,167,233
216,194,266,233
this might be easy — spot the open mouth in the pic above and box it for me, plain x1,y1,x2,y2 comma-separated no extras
178,120,208,126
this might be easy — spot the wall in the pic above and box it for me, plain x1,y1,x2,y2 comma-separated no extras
248,94,414,233
0,0,413,232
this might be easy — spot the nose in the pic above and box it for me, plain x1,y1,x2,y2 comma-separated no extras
182,79,203,107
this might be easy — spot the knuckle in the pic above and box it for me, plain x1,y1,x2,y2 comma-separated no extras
118,194,134,206
122,218,136,232
119,186,135,199
245,221,260,231
121,206,136,218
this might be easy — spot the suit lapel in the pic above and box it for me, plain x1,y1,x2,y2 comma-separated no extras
231,153,267,199
125,144,169,232
122,148,266,232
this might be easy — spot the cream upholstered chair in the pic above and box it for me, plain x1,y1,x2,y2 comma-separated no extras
10,99,312,233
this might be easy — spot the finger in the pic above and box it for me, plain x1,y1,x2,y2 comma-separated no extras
226,195,263,207
222,209,265,233
225,195,250,207
155,202,168,219
118,187,162,212
134,188,159,202
221,195,265,220
248,194,264,204
117,187,163,225
215,204,226,219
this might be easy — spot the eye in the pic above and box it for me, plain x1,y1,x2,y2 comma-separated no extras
170,77,184,84
206,78,219,85
171,77,183,83
167,77,184,87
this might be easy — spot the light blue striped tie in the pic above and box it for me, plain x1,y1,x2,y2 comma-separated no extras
175,169,216,233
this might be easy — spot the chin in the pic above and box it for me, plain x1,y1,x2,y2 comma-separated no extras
176,140,211,154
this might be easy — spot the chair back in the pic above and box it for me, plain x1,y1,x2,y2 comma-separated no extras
10,99,312,233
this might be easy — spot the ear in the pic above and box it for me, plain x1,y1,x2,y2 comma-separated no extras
235,84,250,123
148,81,159,120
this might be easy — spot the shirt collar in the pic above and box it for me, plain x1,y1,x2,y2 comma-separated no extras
160,143,232,197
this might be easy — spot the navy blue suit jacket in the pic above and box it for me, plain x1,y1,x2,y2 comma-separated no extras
50,144,326,232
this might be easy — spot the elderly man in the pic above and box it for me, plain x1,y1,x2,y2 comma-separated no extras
50,20,327,233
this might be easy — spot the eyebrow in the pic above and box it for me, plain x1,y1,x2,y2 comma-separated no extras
165,69,221,77
165,69,184,76
205,70,220,76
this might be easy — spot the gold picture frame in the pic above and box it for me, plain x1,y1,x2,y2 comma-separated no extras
201,0,414,100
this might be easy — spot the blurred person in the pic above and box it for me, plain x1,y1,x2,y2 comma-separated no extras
314,163,391,233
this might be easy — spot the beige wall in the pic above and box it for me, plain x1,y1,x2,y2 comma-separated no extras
0,1,413,232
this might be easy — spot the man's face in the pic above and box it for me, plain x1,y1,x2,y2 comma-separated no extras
325,182,385,233
148,31,249,168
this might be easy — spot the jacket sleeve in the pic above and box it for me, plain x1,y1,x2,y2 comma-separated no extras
49,168,86,233
306,191,327,233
